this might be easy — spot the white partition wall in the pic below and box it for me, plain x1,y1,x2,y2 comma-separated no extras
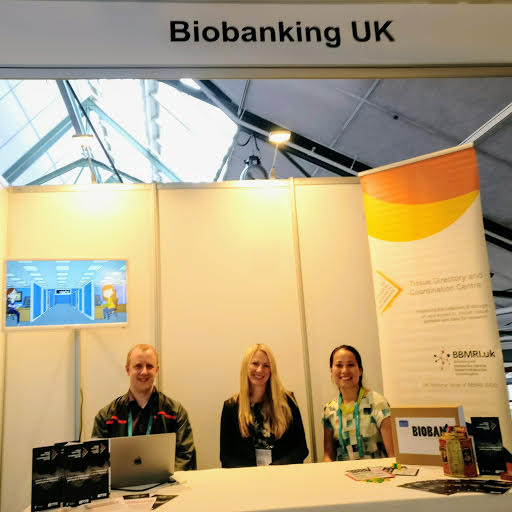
0,180,378,512
293,179,381,461
79,186,156,440
158,182,310,469
2,187,80,509
1,185,157,512
0,184,7,512
2,331,75,512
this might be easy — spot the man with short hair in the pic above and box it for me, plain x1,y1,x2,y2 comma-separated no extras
92,344,197,470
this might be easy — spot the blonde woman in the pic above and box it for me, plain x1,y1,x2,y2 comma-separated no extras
220,344,308,468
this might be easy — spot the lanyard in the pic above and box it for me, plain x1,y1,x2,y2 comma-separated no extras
128,409,153,437
336,388,364,459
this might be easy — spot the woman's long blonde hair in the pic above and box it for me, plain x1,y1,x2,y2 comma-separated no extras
237,343,294,439
102,284,118,307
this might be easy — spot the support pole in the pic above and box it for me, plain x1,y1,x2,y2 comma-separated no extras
74,329,82,441
288,177,317,462
152,183,162,389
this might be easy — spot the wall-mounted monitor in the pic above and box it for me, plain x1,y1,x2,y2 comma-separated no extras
4,259,127,330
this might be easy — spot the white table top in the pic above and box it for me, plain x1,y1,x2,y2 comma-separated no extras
126,458,512,512
26,458,512,512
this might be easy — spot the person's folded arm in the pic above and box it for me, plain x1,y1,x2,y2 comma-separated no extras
372,393,394,457
220,401,246,468
271,397,309,465
379,417,394,457
174,404,197,470
91,409,109,439
323,427,335,462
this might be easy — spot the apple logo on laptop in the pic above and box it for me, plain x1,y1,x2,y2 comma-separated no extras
134,456,142,465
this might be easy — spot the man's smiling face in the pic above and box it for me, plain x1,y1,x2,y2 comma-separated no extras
126,347,159,395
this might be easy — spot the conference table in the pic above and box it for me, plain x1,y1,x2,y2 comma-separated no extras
117,457,512,512
26,458,512,511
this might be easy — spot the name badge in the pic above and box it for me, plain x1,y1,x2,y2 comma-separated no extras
255,448,272,466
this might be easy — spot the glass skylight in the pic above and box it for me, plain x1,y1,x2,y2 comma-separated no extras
0,79,238,186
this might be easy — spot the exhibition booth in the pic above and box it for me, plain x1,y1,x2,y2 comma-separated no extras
4,161,510,512
1,2,512,512
2,178,384,512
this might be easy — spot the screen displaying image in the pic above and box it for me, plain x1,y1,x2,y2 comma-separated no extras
4,259,127,329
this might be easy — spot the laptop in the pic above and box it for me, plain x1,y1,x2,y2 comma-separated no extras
109,433,176,489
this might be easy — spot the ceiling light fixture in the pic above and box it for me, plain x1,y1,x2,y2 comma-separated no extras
240,155,268,180
268,130,291,179
269,131,291,144
72,133,94,148
71,133,97,184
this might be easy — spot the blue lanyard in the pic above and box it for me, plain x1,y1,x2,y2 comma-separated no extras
128,409,153,436
336,388,364,459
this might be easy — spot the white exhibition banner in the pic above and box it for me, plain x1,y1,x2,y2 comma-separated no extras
359,144,512,451
0,2,512,68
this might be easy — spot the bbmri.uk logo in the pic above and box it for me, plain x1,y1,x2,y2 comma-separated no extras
433,349,451,370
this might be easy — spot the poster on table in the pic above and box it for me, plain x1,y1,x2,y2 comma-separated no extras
359,144,511,451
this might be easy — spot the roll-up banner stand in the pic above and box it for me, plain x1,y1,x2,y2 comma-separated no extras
359,144,511,452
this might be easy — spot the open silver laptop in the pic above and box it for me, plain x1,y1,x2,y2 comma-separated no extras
110,433,176,489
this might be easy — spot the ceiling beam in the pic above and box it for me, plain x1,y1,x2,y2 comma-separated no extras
56,81,86,135
2,116,72,183
159,79,215,106
280,150,311,178
484,218,512,252
26,158,144,186
237,79,251,118
90,160,144,184
57,81,101,183
86,100,181,182
461,102,512,145
494,290,512,299
26,158,85,185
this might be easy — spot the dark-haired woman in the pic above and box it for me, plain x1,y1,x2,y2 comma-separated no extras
322,345,394,461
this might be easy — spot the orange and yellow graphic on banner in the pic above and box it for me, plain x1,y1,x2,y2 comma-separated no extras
359,144,511,453
362,147,480,242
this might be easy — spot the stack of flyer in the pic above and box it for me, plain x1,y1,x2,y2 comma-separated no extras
31,440,109,510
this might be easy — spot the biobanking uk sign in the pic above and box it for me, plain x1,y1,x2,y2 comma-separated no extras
1,2,512,70
359,144,512,452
